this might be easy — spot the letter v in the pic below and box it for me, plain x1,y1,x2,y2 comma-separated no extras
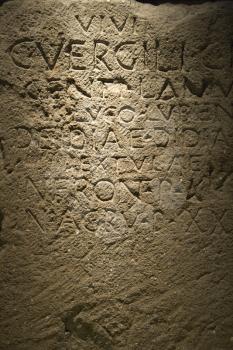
75,15,95,32
36,41,64,70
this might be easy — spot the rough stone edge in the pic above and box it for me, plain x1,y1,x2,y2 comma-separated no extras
1,0,233,17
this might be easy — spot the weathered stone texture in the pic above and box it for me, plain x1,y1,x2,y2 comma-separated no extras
0,0,233,349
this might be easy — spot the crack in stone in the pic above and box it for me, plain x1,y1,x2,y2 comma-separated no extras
0,209,3,232
0,209,6,249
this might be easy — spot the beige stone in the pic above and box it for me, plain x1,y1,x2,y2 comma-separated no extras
0,0,233,349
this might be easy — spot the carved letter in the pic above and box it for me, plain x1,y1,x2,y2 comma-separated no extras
94,40,112,71
9,38,35,69
36,41,64,70
115,41,137,70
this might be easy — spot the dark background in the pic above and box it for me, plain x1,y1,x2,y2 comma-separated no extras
0,0,225,6
137,0,225,3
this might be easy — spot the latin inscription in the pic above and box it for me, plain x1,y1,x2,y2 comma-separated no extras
1,9,233,245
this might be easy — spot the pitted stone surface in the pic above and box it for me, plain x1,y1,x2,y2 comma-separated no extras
0,0,233,349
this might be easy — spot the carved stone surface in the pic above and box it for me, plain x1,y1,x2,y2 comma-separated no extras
0,0,233,349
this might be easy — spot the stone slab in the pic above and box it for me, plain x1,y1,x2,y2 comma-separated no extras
0,0,233,349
